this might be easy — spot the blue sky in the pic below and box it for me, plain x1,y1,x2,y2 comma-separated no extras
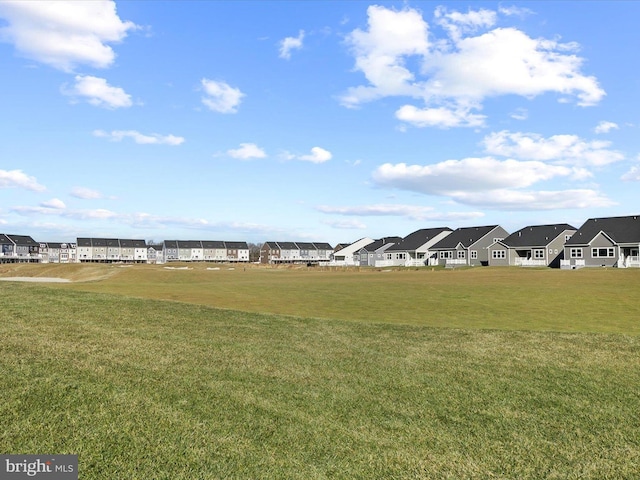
1,1,639,245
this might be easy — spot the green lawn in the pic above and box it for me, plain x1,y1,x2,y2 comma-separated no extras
29,263,640,335
1,277,639,479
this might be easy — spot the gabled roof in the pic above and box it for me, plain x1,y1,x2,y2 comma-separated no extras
177,240,202,249
225,241,248,249
0,234,13,244
77,237,92,247
163,240,178,249
295,242,316,250
262,241,280,249
105,238,120,247
312,242,333,250
431,225,501,249
202,240,225,249
91,238,108,247
276,241,297,250
361,237,402,252
6,234,38,246
502,224,576,248
148,244,163,250
387,228,452,252
565,215,640,246
120,239,147,248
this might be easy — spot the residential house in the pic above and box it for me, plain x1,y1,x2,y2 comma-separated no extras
0,234,15,259
313,242,333,264
331,237,375,266
431,225,509,267
177,240,203,261
225,241,249,262
40,242,75,263
260,241,281,264
163,240,179,262
147,244,163,264
488,224,576,267
357,237,402,267
384,228,454,267
562,215,640,269
76,238,93,262
6,235,40,261
202,241,226,261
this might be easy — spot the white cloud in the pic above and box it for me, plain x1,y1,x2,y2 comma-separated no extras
0,0,137,71
93,129,184,145
64,75,132,109
450,189,615,210
0,169,46,191
510,108,528,120
299,147,332,163
372,158,575,195
40,198,66,209
395,104,485,128
341,5,605,127
279,30,304,59
341,5,429,106
322,219,367,230
594,121,619,134
227,143,267,160
316,204,484,221
621,165,640,182
70,186,103,199
482,130,624,166
201,79,244,113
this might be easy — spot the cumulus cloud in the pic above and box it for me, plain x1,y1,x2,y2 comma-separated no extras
0,0,137,71
70,186,103,199
279,30,304,59
93,129,184,145
299,147,332,163
201,79,244,113
0,169,46,191
372,158,576,195
594,121,619,134
63,75,132,109
395,104,485,128
621,165,640,182
317,204,484,221
227,143,267,160
341,5,605,127
482,130,624,166
40,198,66,209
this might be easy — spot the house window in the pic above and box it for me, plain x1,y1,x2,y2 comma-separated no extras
457,250,465,259
591,247,615,258
470,251,477,259
386,253,392,260
440,251,452,259
565,235,572,242
570,248,583,258
533,249,545,259
492,250,506,259
493,238,504,243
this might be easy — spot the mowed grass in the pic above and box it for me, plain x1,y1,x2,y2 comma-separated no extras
9,262,640,334
1,279,639,479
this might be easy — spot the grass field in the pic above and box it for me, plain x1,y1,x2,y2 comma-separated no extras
1,264,639,478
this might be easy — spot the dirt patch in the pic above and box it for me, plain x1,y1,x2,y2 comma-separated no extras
0,277,71,283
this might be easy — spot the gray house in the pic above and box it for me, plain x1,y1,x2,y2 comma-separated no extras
431,225,509,267
562,215,640,268
488,224,576,267
357,237,402,266
6,234,40,261
384,228,454,266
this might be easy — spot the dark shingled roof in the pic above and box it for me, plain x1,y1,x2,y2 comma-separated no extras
502,224,576,248
120,239,147,248
276,242,297,250
6,234,38,246
225,241,248,249
565,215,640,246
362,237,402,252
312,242,333,250
388,228,452,252
432,225,500,249
163,240,178,249
77,238,92,247
177,240,202,249
202,240,225,249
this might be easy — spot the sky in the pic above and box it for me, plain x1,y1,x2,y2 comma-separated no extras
1,1,640,245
